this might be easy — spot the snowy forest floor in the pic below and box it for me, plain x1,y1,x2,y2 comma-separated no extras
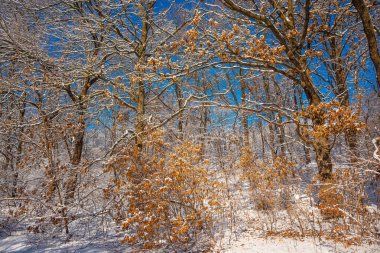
1,225,378,252
1,164,378,252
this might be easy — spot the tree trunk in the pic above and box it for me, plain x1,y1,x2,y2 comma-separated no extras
259,120,266,161
174,82,184,140
200,105,208,159
242,111,249,147
263,77,277,162
241,76,250,147
277,115,286,157
345,129,358,163
200,80,209,159
136,80,145,149
134,2,151,149
300,67,333,181
268,113,277,162
294,88,311,164
313,133,333,180
64,114,85,205
352,0,380,92
304,145,312,165
12,102,25,198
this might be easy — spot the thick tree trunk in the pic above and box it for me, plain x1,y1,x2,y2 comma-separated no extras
312,125,333,181
304,145,312,164
345,129,359,163
62,112,85,235
299,67,334,181
313,134,333,180
352,0,380,92
136,80,145,149
64,116,85,205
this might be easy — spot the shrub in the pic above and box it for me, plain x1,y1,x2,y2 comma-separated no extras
240,147,298,211
106,130,222,249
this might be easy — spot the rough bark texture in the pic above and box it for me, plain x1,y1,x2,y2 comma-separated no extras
64,113,85,205
299,66,333,180
313,136,333,180
352,0,380,92
134,2,153,150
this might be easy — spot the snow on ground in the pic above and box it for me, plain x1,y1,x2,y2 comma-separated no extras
221,237,378,253
0,233,127,253
1,232,378,253
3,207,377,253
216,230,379,253
1,165,378,252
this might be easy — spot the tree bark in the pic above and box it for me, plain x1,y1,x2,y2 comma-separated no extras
12,100,26,198
200,80,209,159
136,80,145,149
313,136,333,180
134,1,153,150
259,120,266,161
240,72,250,147
300,68,333,180
277,115,286,157
174,82,184,140
64,112,85,205
352,0,380,92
